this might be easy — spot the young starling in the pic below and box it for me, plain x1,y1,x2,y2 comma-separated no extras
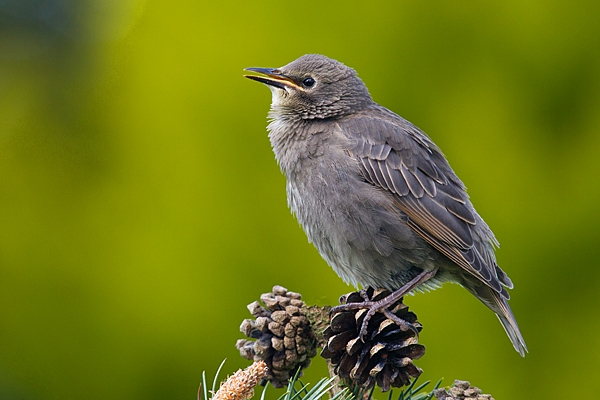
245,54,527,356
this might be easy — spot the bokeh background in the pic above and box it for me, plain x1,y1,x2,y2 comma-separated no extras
1,0,599,399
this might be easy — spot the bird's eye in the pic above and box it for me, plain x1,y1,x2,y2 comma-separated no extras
302,77,316,88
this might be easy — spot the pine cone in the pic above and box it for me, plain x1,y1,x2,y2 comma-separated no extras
433,380,494,400
236,285,318,388
321,287,425,392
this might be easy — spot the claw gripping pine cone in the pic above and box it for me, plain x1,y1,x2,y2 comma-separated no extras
321,287,425,392
236,286,318,388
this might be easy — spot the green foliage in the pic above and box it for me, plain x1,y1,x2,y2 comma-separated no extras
345,378,442,400
200,359,440,400
277,373,352,400
394,378,442,400
199,359,228,400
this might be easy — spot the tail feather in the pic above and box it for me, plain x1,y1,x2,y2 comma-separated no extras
497,311,528,357
490,288,527,356
466,283,528,356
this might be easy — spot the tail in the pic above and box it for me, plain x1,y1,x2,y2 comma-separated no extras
496,300,528,357
466,284,528,356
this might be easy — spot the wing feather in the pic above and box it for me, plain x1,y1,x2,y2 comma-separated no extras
368,158,387,188
400,164,425,198
344,115,507,297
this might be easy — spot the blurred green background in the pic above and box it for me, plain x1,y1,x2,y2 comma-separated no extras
1,0,599,399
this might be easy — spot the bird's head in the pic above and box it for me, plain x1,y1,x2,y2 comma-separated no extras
245,54,372,120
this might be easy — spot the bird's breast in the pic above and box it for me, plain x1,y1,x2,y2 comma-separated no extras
267,117,436,290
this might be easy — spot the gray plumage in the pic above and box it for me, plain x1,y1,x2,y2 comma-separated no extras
245,54,527,356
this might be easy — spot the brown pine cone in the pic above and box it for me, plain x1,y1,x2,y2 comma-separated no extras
433,380,494,400
321,287,425,392
236,285,318,388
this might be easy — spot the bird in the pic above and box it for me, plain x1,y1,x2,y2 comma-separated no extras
244,54,527,356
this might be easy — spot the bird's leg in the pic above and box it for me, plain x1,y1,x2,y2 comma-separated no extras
332,269,437,340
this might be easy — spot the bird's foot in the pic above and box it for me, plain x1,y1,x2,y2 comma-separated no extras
331,290,419,340
331,269,437,341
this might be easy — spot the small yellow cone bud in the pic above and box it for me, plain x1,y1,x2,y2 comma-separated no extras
211,361,268,400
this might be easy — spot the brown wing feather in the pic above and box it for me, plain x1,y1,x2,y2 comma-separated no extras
343,115,505,296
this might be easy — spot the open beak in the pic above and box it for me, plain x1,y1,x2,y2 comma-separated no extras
244,67,302,90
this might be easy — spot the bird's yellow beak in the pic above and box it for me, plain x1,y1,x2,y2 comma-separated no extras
244,67,303,91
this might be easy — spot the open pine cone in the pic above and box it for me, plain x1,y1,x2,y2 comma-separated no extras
321,287,425,392
236,285,318,388
433,380,495,400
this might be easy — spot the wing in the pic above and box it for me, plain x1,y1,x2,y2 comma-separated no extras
339,114,510,299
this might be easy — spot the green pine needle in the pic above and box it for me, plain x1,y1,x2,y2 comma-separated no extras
278,370,352,400
212,359,228,394
377,377,444,400
260,382,271,400
199,359,228,400
201,370,209,400
199,359,443,400
409,379,443,400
